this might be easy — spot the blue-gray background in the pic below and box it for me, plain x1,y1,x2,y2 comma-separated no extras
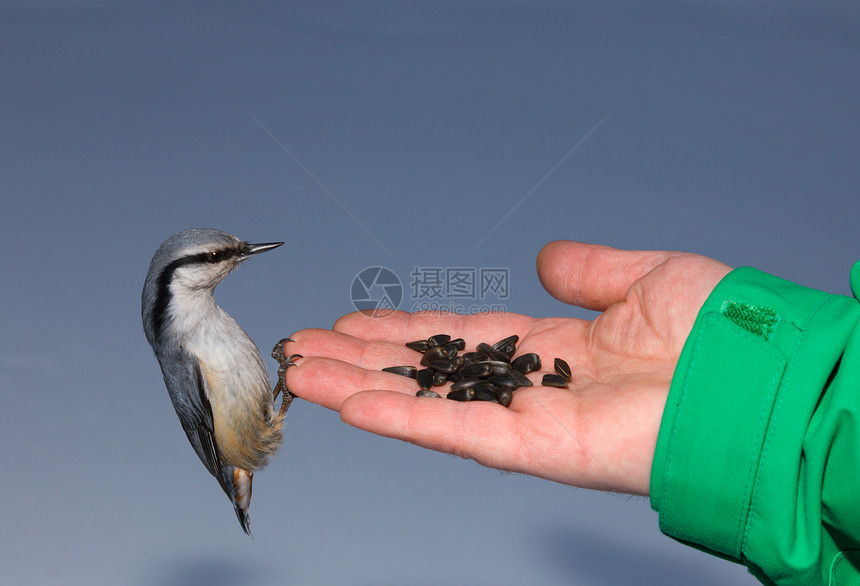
2,1,858,584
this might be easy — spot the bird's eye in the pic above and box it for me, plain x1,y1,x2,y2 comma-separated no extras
207,251,224,264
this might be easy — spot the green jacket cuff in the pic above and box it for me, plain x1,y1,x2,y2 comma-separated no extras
650,264,860,585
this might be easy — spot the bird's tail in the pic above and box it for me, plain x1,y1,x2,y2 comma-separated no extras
217,464,254,536
231,468,254,536
233,503,252,536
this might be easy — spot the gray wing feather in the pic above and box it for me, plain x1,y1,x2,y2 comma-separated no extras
156,347,251,534
158,347,238,501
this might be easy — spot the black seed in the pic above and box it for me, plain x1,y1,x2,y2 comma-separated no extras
460,362,494,378
476,342,494,353
489,375,519,390
509,369,533,387
416,390,442,398
492,335,519,351
447,388,475,401
439,342,460,355
473,385,499,403
487,349,512,363
429,359,459,374
450,378,484,391
420,345,456,366
480,381,503,397
427,334,452,348
432,371,448,386
416,368,433,390
542,374,569,388
496,387,513,407
554,358,572,382
382,366,417,378
461,351,489,362
482,360,512,376
511,353,541,375
448,338,466,351
492,335,519,358
498,342,517,358
406,340,431,353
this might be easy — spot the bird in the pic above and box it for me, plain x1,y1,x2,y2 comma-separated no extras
141,228,300,535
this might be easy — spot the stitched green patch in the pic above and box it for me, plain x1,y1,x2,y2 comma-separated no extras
721,301,778,341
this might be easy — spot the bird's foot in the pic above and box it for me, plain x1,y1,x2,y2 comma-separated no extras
272,338,302,417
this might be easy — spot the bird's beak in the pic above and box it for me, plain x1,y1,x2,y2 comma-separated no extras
244,241,285,258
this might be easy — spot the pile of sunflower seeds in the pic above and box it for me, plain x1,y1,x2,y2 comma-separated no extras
382,334,573,408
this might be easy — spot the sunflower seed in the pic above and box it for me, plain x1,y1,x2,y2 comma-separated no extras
509,369,533,388
460,362,494,378
447,388,475,401
382,366,417,378
492,335,519,358
487,349,512,363
473,385,499,403
429,359,459,374
492,334,519,351
495,387,513,407
432,370,448,386
554,358,572,382
450,377,484,391
420,344,456,366
427,334,452,348
416,368,433,390
488,375,519,390
542,374,569,388
439,343,461,356
481,360,512,376
416,389,442,398
406,339,431,353
511,352,541,375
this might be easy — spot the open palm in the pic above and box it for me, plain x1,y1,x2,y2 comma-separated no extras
285,241,731,495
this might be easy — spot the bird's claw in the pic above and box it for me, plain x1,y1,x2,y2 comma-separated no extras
272,337,294,361
272,338,302,417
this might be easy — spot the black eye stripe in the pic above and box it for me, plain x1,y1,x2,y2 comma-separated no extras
149,246,243,342
192,248,241,265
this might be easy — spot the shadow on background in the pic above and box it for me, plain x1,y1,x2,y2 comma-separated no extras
536,526,746,586
151,556,280,586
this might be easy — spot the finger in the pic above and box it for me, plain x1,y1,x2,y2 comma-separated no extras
340,388,611,488
536,240,681,311
285,356,419,410
286,328,420,368
332,310,536,346
340,390,529,470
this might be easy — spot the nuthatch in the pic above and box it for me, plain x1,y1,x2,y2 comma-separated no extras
141,228,300,535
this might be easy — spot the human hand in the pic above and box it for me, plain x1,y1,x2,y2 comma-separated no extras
285,241,731,495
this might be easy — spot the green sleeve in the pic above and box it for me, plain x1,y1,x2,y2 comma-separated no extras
650,261,860,585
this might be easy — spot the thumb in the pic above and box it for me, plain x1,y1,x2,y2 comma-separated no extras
536,240,681,311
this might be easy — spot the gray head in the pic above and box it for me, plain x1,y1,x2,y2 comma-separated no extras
142,228,283,345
